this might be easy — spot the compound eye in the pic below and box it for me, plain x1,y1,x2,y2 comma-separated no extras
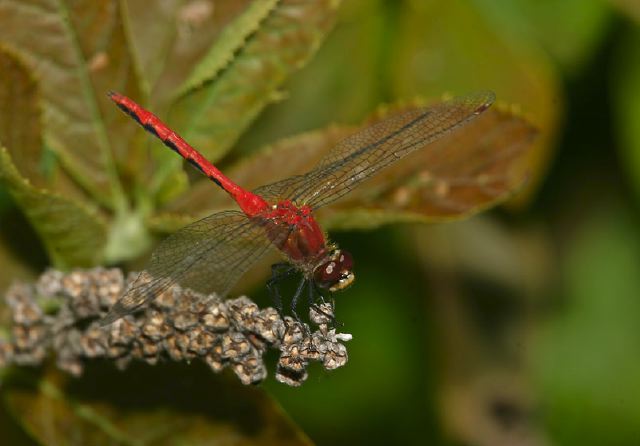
336,250,353,271
313,250,355,291
317,260,340,284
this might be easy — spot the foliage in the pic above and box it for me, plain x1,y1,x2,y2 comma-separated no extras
1,0,637,444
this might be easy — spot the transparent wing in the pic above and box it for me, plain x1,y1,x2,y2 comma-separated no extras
100,210,289,325
253,174,309,204
256,91,495,208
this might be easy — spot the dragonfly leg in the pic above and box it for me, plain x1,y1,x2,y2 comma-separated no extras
290,277,307,324
307,280,316,307
290,277,314,339
266,263,296,320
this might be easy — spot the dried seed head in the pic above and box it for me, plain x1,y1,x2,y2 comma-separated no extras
278,344,309,374
201,303,230,332
141,340,160,359
174,332,191,354
1,268,351,386
36,269,65,296
310,302,334,325
221,332,251,359
109,317,140,346
323,341,349,370
141,311,170,341
282,319,306,344
6,284,43,326
275,368,309,387
204,353,225,373
188,329,217,355
80,325,107,358
233,354,267,385
172,311,199,331
253,308,284,344
163,335,183,362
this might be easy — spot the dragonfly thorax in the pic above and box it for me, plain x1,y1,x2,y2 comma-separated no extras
313,249,355,292
265,200,328,262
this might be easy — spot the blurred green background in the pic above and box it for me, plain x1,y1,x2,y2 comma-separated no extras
2,0,640,445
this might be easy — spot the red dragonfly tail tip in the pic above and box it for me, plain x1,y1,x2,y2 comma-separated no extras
107,91,125,104
108,91,134,116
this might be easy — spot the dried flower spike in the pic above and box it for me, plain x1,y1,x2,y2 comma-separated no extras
0,268,351,386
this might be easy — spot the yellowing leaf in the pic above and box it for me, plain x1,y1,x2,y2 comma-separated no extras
390,0,560,207
613,28,640,200
610,0,640,22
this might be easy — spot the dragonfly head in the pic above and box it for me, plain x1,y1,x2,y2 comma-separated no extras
314,249,355,293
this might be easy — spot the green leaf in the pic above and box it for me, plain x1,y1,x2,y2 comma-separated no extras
534,207,640,445
4,365,312,446
612,27,640,200
169,0,342,163
231,0,390,155
0,147,107,268
0,0,140,210
473,0,613,74
175,0,281,97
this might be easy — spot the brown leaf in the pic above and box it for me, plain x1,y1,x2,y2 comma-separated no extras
0,48,43,187
322,102,537,229
0,0,138,208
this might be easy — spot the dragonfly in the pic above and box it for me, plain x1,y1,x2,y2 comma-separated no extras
100,90,495,325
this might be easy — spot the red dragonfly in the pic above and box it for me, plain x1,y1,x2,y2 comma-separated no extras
101,91,495,325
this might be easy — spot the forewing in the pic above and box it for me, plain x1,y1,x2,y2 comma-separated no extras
101,210,287,325
253,174,309,204
275,91,495,209
329,106,537,219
